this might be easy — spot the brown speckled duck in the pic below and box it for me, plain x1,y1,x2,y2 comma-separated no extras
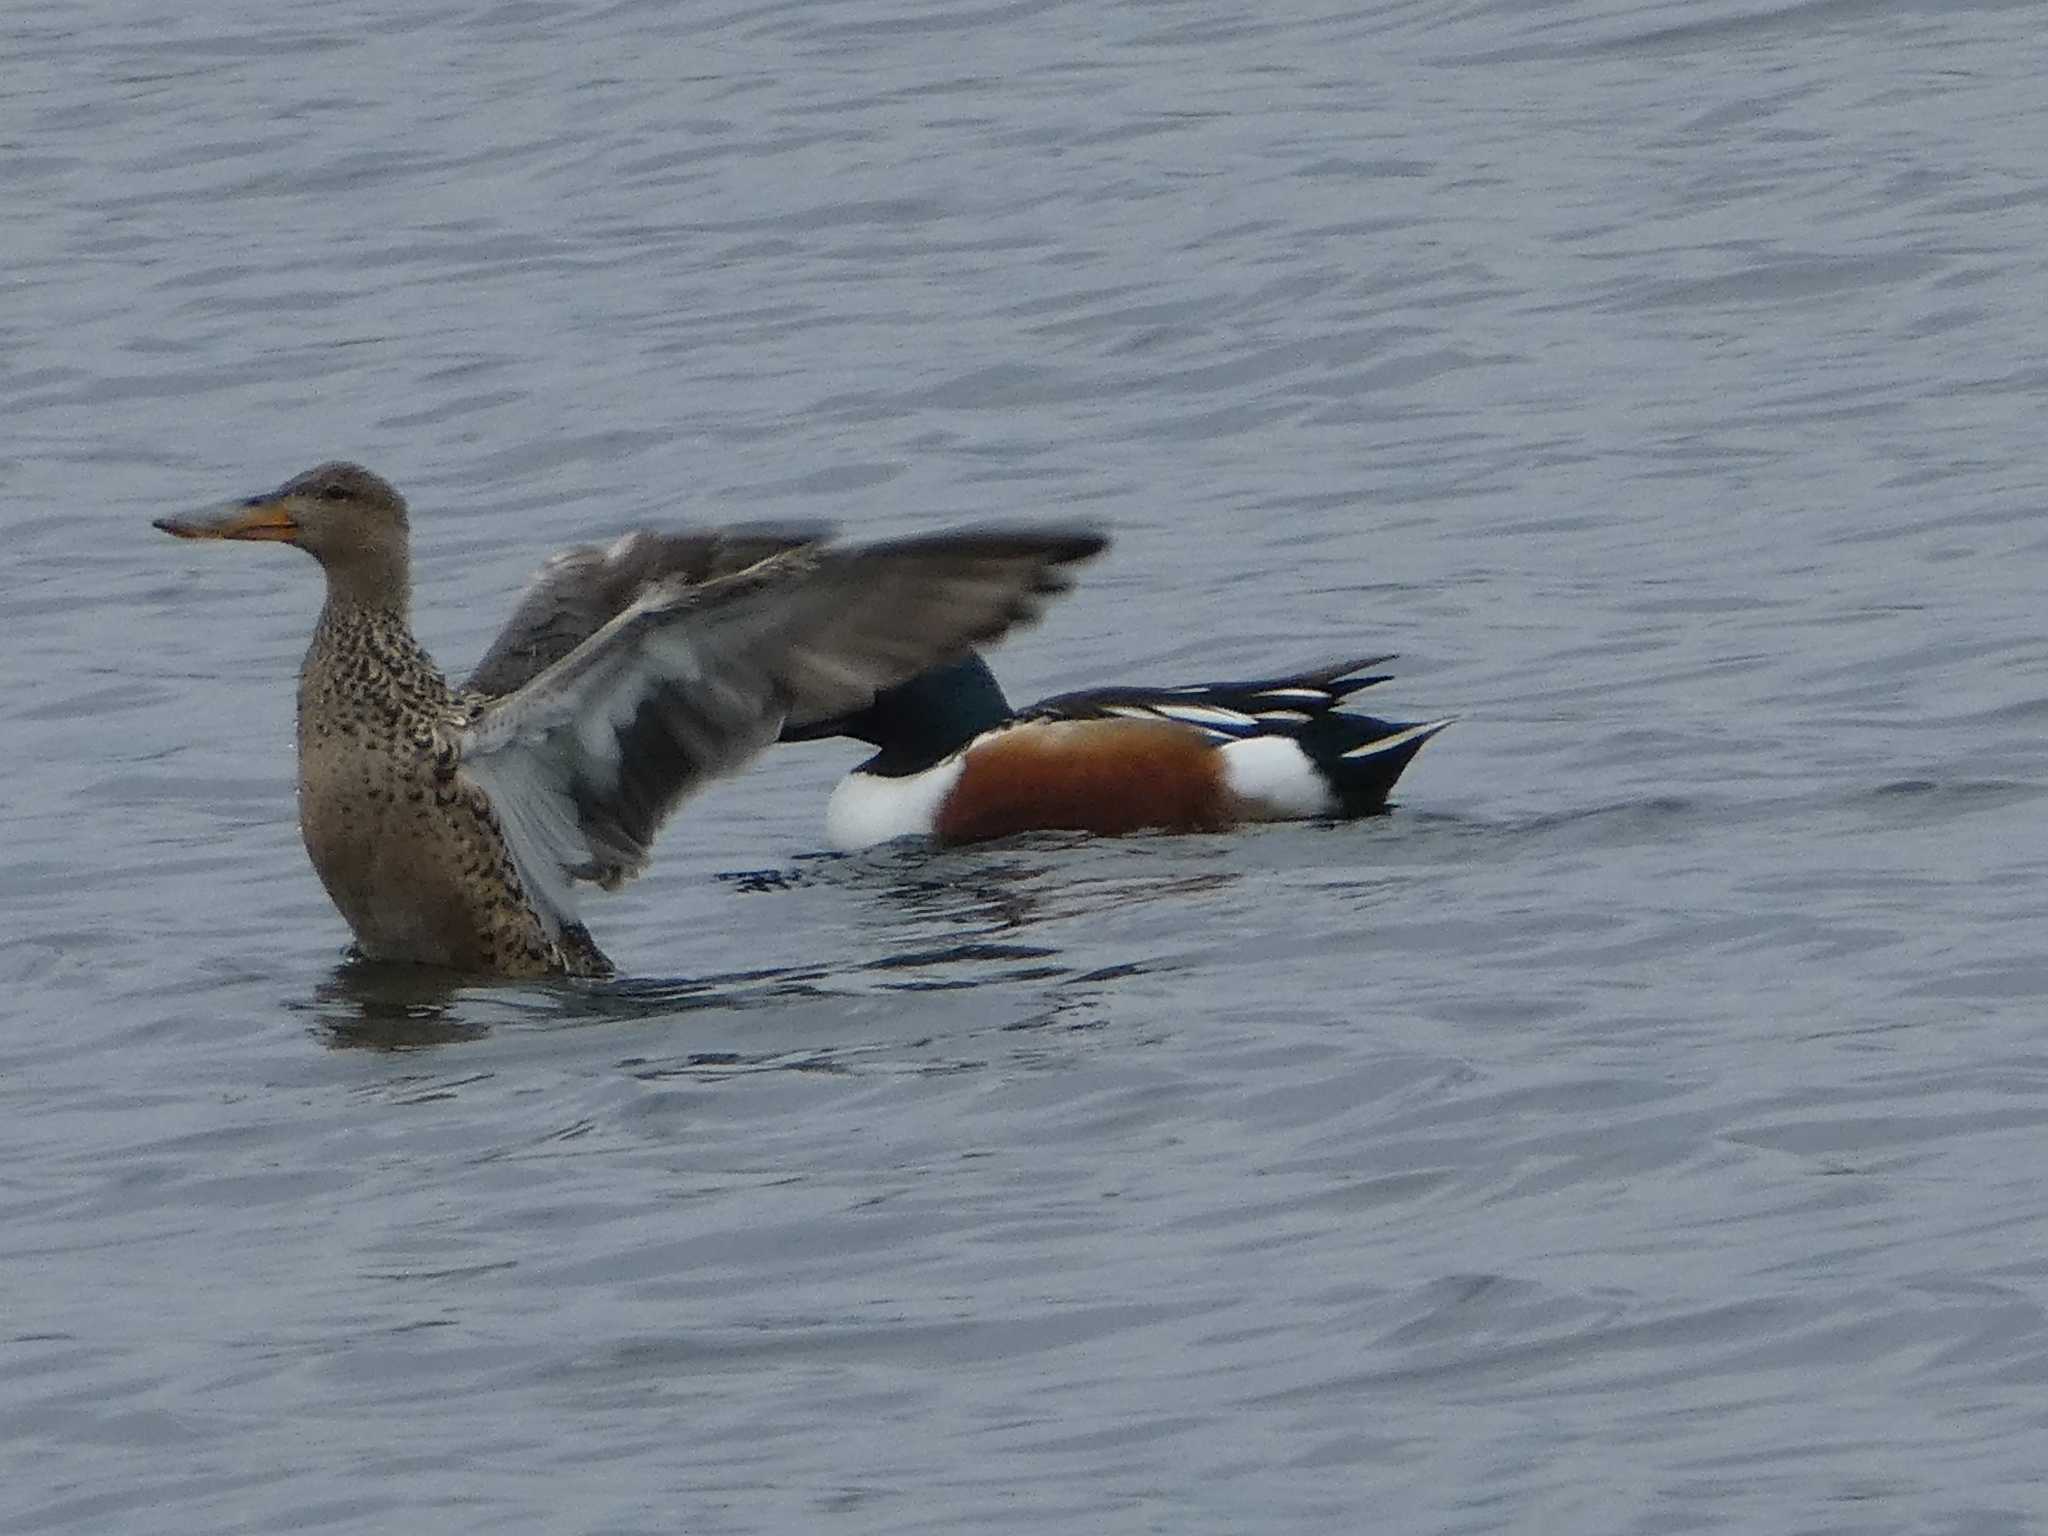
156,462,1105,978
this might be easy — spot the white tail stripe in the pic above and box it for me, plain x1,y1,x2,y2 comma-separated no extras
1253,688,1335,705
1153,702,1259,729
1101,701,1261,730
1340,719,1454,760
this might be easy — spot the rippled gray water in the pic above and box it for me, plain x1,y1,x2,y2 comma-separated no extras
7,0,2048,1529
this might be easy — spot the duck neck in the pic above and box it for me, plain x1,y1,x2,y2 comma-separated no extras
303,561,445,723
316,544,412,620
843,653,1015,777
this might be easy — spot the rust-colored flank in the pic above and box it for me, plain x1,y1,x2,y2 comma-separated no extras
936,719,1231,844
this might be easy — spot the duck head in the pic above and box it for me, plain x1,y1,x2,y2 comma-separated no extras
155,461,412,610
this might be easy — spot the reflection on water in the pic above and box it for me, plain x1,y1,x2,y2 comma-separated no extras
299,954,848,1050
298,958,496,1050
299,846,1214,1047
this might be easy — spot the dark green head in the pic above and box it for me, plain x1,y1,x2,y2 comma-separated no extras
781,651,1013,776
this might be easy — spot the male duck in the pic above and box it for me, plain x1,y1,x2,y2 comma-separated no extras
155,461,1105,977
784,650,1450,851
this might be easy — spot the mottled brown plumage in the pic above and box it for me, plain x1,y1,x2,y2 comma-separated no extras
157,462,1105,978
292,596,607,976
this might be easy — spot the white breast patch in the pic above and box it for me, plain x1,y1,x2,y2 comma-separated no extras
824,757,969,851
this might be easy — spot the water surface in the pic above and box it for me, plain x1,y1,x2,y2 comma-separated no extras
6,0,2048,1530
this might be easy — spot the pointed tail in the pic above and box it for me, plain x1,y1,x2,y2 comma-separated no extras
1310,716,1453,816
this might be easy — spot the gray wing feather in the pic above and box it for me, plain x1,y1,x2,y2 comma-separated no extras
465,525,830,699
459,528,1106,902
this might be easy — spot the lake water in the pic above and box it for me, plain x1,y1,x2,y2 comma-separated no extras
6,0,2048,1530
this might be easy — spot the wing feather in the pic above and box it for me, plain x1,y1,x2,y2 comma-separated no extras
464,525,829,699
1026,655,1398,737
459,527,1106,905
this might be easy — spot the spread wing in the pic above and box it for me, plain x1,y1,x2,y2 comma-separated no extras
464,525,829,699
1023,655,1397,741
456,528,1107,928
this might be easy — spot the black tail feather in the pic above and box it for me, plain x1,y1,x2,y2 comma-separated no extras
1299,714,1451,816
1030,655,1399,724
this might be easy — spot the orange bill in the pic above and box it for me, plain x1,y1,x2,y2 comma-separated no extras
152,498,300,542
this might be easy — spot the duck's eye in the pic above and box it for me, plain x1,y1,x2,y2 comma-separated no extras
318,485,350,502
